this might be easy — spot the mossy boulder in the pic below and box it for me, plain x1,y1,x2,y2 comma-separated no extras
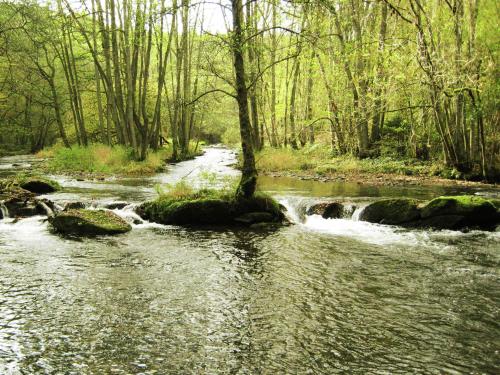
417,195,498,229
359,198,421,225
19,177,60,194
49,209,131,236
140,193,284,226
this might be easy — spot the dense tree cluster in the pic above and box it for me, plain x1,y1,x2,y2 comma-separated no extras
0,0,498,182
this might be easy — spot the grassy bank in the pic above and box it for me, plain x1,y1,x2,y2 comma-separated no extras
254,145,467,181
36,143,202,176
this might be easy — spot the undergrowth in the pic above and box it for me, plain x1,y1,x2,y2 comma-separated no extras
37,143,201,176
254,145,453,178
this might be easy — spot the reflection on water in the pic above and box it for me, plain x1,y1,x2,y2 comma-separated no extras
0,147,499,374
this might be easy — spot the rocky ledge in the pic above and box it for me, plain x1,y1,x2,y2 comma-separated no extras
313,195,500,231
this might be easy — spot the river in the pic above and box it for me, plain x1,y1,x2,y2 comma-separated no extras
0,147,499,374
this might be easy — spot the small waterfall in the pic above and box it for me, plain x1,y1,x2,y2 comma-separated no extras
112,204,144,225
0,201,9,219
278,198,311,224
351,206,365,221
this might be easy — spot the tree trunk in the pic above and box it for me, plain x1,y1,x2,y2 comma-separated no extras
232,0,257,198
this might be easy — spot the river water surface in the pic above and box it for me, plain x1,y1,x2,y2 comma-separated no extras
0,147,499,374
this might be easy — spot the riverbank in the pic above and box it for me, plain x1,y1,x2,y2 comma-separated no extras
261,169,498,188
34,143,204,178
254,147,498,189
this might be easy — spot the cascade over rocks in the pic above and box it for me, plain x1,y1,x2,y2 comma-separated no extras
306,202,354,219
0,177,61,218
356,195,499,230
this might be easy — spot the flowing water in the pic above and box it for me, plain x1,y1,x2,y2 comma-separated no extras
0,147,499,374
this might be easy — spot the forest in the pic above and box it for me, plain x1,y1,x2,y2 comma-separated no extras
0,0,498,185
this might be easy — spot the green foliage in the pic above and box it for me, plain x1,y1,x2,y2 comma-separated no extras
39,144,171,176
155,172,239,201
255,146,447,177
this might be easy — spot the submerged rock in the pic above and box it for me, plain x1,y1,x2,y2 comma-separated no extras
359,198,421,225
19,177,60,194
49,209,132,236
140,193,285,226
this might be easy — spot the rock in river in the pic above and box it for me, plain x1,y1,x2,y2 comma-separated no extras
139,193,285,226
49,209,132,236
19,177,60,194
359,198,421,225
306,202,350,219
416,195,498,230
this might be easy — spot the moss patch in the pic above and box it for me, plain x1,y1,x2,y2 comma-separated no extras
140,192,284,226
359,198,421,225
50,209,131,236
421,196,496,219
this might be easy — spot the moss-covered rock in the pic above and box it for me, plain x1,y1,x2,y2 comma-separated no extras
359,198,421,225
19,177,60,194
419,195,497,229
140,193,284,226
49,209,131,236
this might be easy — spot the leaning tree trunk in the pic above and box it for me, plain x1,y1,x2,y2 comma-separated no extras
232,0,257,198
